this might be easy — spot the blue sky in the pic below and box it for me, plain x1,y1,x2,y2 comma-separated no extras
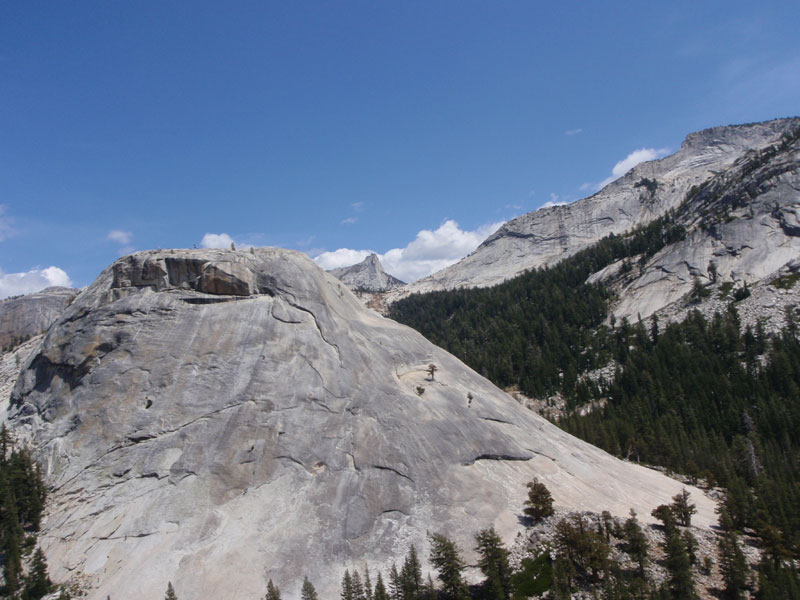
1,1,799,295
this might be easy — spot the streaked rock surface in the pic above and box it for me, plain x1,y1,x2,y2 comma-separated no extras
6,248,716,599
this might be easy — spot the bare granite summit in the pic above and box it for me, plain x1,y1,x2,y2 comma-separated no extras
6,248,716,599
328,253,405,293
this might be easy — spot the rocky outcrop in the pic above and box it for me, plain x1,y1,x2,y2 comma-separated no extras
0,287,77,348
6,248,716,600
593,124,800,320
386,118,800,303
328,253,405,293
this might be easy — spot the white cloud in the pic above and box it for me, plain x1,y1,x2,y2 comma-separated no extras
314,219,504,283
0,266,73,299
341,217,358,225
540,193,568,209
595,147,670,190
201,233,236,249
107,229,133,244
350,202,364,212
314,249,374,271
200,232,257,250
0,205,14,242
565,128,583,136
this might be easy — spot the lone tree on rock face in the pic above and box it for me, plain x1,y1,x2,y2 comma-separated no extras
165,582,178,600
427,364,438,381
671,488,697,527
523,478,555,524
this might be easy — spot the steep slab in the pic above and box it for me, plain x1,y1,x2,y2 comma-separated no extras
8,249,716,599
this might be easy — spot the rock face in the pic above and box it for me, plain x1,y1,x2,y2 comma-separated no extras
328,253,405,293
598,126,800,320
386,118,800,305
0,287,77,348
6,248,716,600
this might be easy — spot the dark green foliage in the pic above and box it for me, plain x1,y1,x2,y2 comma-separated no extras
363,566,373,600
670,489,696,527
373,573,390,600
428,533,469,600
718,513,750,599
265,579,281,600
474,528,511,600
772,273,799,290
164,581,178,600
622,511,648,577
400,545,422,600
634,178,659,193
523,478,554,524
388,563,402,600
0,427,48,598
352,571,367,600
301,577,319,600
552,515,610,585
22,547,53,600
509,551,552,600
389,215,685,399
341,570,356,600
561,308,800,558
660,516,697,599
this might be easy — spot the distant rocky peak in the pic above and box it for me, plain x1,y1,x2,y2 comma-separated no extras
328,253,405,292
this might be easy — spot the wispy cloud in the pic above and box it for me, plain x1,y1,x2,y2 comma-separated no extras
0,266,73,299
107,229,133,245
594,147,671,191
341,217,358,226
350,202,365,212
314,219,504,283
565,128,583,136
541,192,569,209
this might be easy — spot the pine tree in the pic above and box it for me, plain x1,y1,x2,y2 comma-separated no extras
164,582,178,600
623,510,649,577
363,565,373,600
523,478,554,524
301,577,319,600
428,533,469,600
670,488,697,527
352,571,367,600
23,547,53,600
373,572,390,600
388,563,402,600
474,527,511,600
661,518,697,599
400,545,423,600
341,570,355,600
718,515,749,599
266,579,282,600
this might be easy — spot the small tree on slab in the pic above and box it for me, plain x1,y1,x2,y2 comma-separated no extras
524,478,554,524
427,364,438,381
165,582,178,600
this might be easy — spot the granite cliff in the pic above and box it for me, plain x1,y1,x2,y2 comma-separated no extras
0,287,77,348
4,248,716,599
